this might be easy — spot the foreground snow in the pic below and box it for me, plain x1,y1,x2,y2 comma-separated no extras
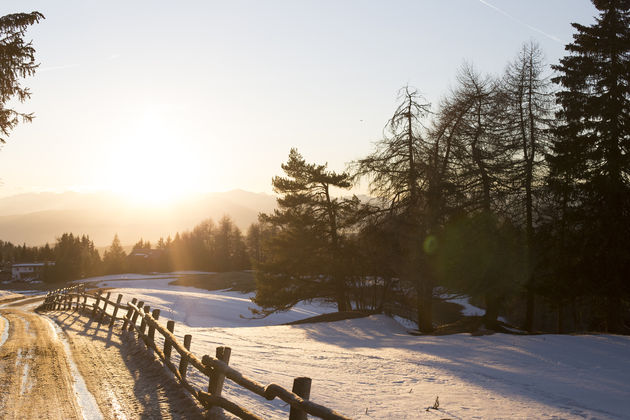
84,274,630,419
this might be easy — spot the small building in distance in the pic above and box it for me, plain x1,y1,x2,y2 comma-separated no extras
11,262,54,281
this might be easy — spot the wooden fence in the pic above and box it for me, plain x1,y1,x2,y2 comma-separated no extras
41,284,351,420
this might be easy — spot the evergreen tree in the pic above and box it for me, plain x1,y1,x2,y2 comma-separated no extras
0,12,44,144
103,234,127,274
253,149,359,314
48,233,101,282
548,0,630,331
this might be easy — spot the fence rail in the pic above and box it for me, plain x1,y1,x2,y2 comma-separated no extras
41,284,350,420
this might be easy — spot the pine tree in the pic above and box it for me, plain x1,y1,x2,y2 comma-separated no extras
0,12,44,143
548,0,630,331
253,149,359,314
103,234,127,274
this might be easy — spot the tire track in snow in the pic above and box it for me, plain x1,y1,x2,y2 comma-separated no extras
43,315,105,420
0,314,9,347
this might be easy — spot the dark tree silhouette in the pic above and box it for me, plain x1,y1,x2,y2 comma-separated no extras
0,11,44,144
548,0,630,332
103,234,127,274
502,42,555,331
353,87,439,332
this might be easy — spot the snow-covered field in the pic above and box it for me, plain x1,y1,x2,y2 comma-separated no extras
82,273,630,419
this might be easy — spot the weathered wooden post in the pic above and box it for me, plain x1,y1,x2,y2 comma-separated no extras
122,298,137,331
148,309,160,346
100,292,111,323
289,377,312,420
82,294,88,312
129,301,144,331
164,320,175,362
139,305,150,336
209,346,231,397
179,334,192,379
109,294,123,328
92,291,102,318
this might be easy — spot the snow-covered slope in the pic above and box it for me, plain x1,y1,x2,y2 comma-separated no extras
85,274,630,419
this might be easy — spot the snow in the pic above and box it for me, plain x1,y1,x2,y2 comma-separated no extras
82,273,630,419
43,315,104,420
0,290,24,300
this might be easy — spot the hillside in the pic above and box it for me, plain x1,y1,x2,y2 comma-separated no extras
67,273,630,419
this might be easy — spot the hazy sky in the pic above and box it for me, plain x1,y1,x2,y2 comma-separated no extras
0,0,598,202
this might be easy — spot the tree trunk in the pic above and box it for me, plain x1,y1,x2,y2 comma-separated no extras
483,293,501,329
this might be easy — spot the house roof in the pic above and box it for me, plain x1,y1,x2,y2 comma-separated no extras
12,262,54,267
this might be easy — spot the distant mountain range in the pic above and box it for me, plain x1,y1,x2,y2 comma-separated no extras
0,190,277,247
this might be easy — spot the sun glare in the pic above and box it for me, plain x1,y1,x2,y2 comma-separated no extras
105,110,207,206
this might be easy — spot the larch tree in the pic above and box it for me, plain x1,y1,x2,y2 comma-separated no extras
435,65,525,327
253,148,359,315
502,42,555,331
353,86,440,332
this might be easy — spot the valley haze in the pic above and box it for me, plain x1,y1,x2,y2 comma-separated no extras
0,189,277,246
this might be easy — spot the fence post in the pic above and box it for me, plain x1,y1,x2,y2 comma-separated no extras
122,298,137,331
92,291,101,318
129,301,144,331
100,292,111,323
289,377,312,420
164,320,175,362
82,294,87,312
179,334,192,379
208,346,231,398
109,294,123,328
148,309,160,346
139,305,150,336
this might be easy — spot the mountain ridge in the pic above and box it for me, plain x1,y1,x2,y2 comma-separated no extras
0,190,277,247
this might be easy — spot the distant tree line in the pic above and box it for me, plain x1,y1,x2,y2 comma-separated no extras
0,216,251,282
251,1,630,334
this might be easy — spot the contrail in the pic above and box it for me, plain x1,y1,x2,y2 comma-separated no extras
477,0,565,44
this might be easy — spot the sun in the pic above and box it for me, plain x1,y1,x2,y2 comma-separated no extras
105,110,207,206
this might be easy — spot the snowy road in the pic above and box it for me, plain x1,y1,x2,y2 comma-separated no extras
0,307,94,419
0,298,204,419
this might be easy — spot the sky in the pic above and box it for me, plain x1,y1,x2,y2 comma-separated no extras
0,0,598,203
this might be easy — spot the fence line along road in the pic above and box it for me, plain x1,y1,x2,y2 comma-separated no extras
40,284,351,420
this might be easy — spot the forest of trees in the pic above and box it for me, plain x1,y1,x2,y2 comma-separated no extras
251,2,630,334
0,216,251,282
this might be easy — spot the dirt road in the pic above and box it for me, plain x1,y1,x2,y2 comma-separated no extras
0,299,204,419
